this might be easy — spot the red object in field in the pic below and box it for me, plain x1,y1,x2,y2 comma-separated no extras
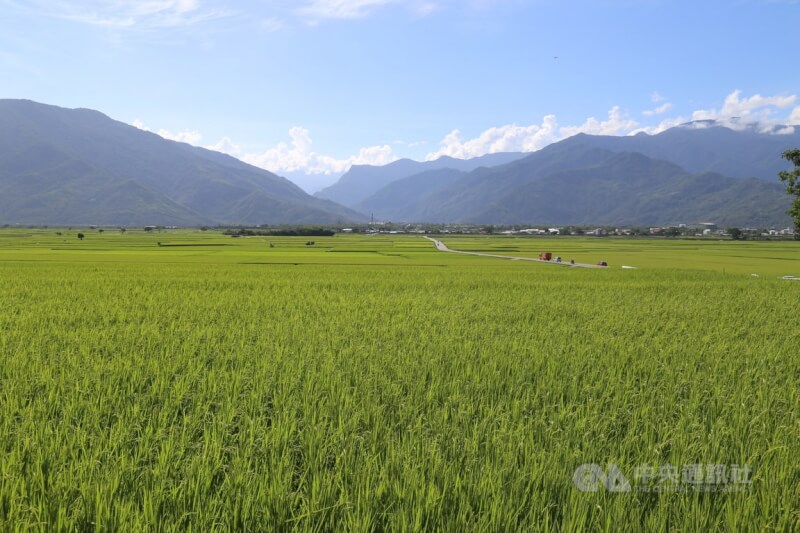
539,252,552,261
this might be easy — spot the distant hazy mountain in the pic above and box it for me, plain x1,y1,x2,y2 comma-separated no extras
365,137,792,227
0,100,363,226
355,168,467,221
279,169,344,194
314,152,526,207
558,121,800,180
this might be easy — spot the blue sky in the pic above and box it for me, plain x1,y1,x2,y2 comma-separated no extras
2,0,799,191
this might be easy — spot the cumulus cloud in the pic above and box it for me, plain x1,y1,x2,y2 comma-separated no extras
243,127,396,174
132,119,203,145
643,102,673,117
788,106,800,125
634,90,798,135
133,119,396,175
427,107,637,161
205,137,242,156
426,115,560,160
427,91,800,161
630,115,690,136
157,128,204,145
690,90,797,131
560,106,639,138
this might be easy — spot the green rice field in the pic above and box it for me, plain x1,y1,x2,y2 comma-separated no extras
1,229,798,531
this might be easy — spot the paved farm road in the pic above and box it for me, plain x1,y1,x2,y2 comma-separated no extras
424,237,605,269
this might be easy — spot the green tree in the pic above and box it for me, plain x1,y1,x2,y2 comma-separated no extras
727,227,744,241
77,232,85,240
779,149,800,238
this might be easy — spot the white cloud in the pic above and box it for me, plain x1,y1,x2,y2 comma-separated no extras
294,0,446,22
789,106,800,125
131,120,395,174
413,2,440,16
690,90,797,129
132,119,203,145
259,17,285,32
7,0,501,34
292,0,523,21
206,137,241,156
8,0,231,30
290,0,530,23
643,102,673,117
157,128,204,145
427,107,638,161
426,91,800,161
560,106,638,138
651,92,667,103
630,115,690,136
243,127,396,175
297,0,398,19
635,90,800,135
426,115,560,160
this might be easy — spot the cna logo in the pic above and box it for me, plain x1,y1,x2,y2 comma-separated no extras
573,462,753,493
573,464,632,493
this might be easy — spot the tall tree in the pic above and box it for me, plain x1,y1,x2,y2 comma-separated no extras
779,149,800,237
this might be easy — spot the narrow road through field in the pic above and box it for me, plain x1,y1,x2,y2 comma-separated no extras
424,237,605,268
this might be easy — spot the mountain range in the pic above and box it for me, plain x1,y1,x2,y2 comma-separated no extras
0,99,797,227
0,100,363,226
559,122,800,181
329,122,799,227
314,152,526,207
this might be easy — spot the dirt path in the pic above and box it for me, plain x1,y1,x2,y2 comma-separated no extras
424,237,606,269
